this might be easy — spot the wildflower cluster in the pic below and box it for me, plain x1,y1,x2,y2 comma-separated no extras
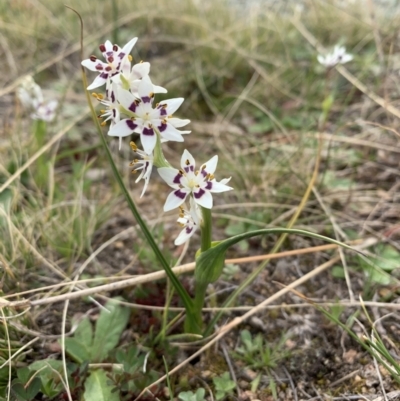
17,76,58,122
82,37,232,245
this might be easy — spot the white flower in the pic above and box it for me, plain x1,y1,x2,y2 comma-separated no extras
108,76,190,153
175,198,202,245
31,100,58,122
81,37,137,90
158,149,233,212
112,60,167,96
17,76,43,109
129,142,154,197
317,45,353,68
17,76,58,122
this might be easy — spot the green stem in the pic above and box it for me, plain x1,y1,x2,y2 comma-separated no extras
185,206,213,334
153,133,171,168
200,206,212,252
34,120,49,189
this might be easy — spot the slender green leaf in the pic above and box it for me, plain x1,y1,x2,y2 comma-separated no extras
195,228,363,285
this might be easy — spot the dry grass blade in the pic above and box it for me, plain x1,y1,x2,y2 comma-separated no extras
1,239,369,309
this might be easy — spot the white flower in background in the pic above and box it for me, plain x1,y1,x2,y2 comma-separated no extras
81,37,138,90
17,76,58,122
175,198,202,245
317,45,353,68
17,76,43,109
158,149,233,211
112,60,167,96
129,141,154,197
31,100,58,122
108,76,190,153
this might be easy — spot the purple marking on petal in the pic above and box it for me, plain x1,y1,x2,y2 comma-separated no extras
184,165,194,173
105,66,112,72
143,127,154,136
205,181,213,190
141,96,151,104
106,51,114,57
111,91,115,103
118,52,126,59
159,107,167,116
100,72,109,79
174,189,187,200
95,63,104,71
112,109,116,118
200,169,207,177
185,227,194,234
107,56,114,63
99,44,106,52
194,188,206,199
129,102,137,112
112,45,118,52
158,122,167,132
126,120,137,130
173,173,183,185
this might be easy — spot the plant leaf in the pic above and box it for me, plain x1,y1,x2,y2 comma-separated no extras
74,317,93,348
11,381,30,401
91,299,130,362
83,369,119,401
195,228,362,285
64,338,92,364
26,378,42,399
28,359,64,397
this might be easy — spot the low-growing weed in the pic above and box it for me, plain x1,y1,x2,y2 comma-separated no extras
212,372,236,401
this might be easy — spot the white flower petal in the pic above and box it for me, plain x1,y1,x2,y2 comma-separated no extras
181,150,195,170
164,189,189,211
138,75,154,99
158,123,185,142
153,84,168,94
202,155,218,175
81,58,105,71
87,75,108,90
220,177,231,185
108,119,137,137
158,167,181,188
141,130,157,154
193,190,213,209
102,40,114,55
116,87,136,110
168,117,190,128
131,62,150,79
160,98,184,115
209,181,233,193
121,37,138,55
